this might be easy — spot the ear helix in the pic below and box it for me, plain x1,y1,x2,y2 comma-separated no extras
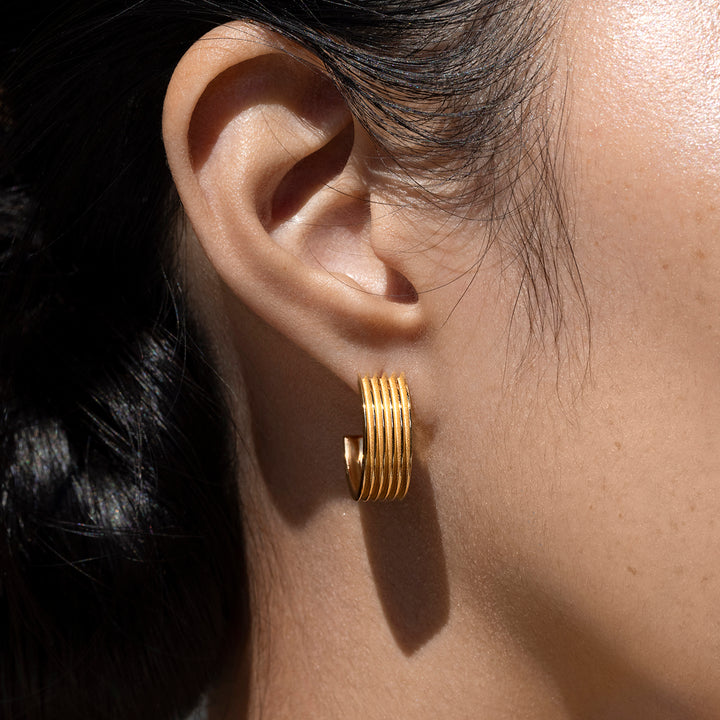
344,374,412,501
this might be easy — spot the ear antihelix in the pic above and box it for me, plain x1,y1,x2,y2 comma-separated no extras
269,120,354,229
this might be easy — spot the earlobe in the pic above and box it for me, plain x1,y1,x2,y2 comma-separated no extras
163,22,424,382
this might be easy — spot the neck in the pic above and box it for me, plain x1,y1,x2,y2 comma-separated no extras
202,311,683,720
208,464,693,720
207,469,566,720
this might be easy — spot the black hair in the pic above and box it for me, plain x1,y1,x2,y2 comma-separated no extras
0,2,563,718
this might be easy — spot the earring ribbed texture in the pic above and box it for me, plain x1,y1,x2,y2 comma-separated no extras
344,374,412,501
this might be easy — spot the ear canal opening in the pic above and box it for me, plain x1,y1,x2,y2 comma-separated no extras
385,267,419,304
270,120,354,228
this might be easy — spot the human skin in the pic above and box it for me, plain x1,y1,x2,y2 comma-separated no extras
428,0,720,714
163,2,720,717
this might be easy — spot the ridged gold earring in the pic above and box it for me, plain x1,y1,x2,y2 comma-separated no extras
344,374,412,501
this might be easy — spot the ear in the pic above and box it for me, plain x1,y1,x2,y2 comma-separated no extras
162,22,426,385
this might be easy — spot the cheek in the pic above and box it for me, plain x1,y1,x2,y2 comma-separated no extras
570,1,720,180
460,1,720,704
561,3,720,510
566,0,720,277
564,0,720,369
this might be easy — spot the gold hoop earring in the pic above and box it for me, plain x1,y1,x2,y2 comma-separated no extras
344,374,412,501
